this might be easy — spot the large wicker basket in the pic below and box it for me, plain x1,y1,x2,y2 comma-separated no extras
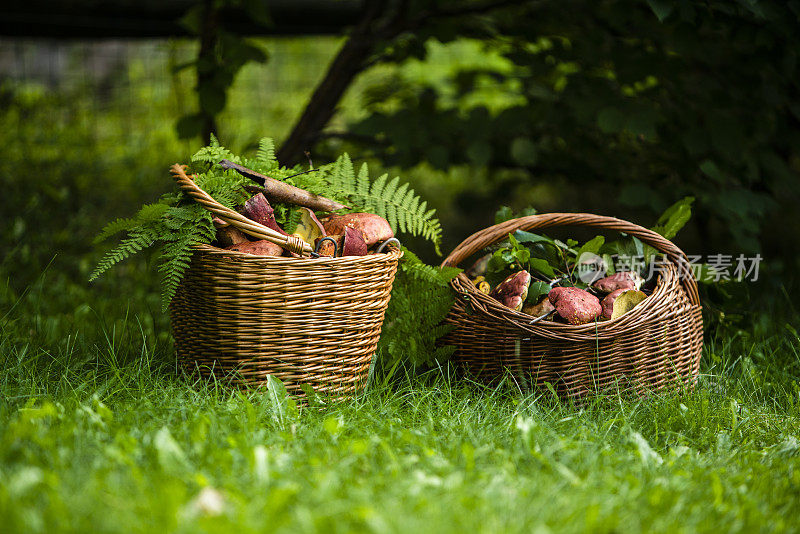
441,213,703,399
168,165,402,396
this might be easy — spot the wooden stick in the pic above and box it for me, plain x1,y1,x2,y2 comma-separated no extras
219,159,348,212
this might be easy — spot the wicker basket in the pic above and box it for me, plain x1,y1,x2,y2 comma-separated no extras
168,165,402,396
440,213,703,399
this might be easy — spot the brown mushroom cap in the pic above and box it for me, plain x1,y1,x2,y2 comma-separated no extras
225,240,283,256
548,286,602,325
600,288,627,319
321,213,394,246
523,297,555,318
489,270,531,311
592,271,643,293
341,226,368,256
242,193,288,236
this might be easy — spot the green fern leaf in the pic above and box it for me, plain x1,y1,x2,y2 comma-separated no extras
89,227,158,281
376,249,461,368
357,162,370,198
393,182,410,233
93,217,137,245
256,137,277,170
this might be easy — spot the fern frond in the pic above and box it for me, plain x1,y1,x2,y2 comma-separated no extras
93,217,137,244
191,136,239,170
255,137,277,170
343,176,443,253
329,153,355,193
196,173,249,209
370,174,388,201
157,216,215,310
283,208,302,235
158,240,193,310
327,155,444,253
356,162,370,198
393,182,410,233
382,176,400,225
376,250,461,368
400,247,460,285
89,227,159,281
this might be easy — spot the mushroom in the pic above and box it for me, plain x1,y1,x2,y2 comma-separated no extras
489,270,531,311
592,271,644,293
548,287,602,325
292,208,326,245
225,240,283,256
341,226,368,256
321,213,393,247
601,289,647,320
523,297,555,318
242,193,288,236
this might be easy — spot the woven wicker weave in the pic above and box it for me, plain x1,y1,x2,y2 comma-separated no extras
441,213,703,399
168,165,402,396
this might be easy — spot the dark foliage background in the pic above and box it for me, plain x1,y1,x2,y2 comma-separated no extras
1,0,798,367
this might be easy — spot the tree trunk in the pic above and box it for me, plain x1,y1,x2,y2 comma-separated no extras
198,0,219,145
276,1,388,165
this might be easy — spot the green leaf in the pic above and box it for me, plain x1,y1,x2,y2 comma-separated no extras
198,83,227,116
178,4,204,34
652,196,694,239
700,160,726,183
514,230,554,245
495,206,514,224
553,239,577,255
576,235,605,259
647,0,674,21
603,254,616,275
526,281,551,302
487,249,515,273
528,258,556,278
514,247,531,264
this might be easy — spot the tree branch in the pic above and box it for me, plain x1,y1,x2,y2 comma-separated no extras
276,0,529,165
275,0,390,165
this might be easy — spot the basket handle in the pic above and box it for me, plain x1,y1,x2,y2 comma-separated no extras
170,164,313,256
441,213,700,307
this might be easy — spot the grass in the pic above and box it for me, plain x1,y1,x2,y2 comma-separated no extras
2,37,800,533
2,300,800,533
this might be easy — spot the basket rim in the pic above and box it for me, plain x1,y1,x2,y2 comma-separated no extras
441,212,703,342
191,242,403,264
448,262,697,341
441,212,700,307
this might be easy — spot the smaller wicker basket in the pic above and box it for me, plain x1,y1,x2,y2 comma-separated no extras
168,165,402,396
441,213,703,400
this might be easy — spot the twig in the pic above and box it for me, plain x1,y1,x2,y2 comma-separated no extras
284,168,320,181
529,309,556,325
219,159,348,212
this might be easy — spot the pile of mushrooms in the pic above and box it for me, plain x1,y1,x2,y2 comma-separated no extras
211,160,394,257
470,259,649,325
